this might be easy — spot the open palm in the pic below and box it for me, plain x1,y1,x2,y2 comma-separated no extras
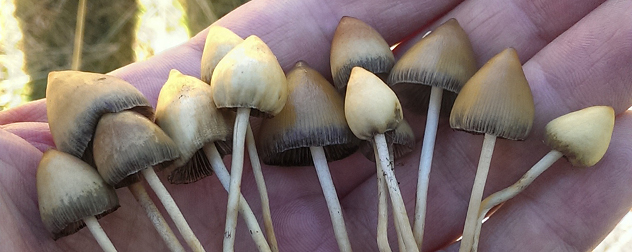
2,0,632,251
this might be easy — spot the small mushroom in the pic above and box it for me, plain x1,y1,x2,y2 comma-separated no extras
155,69,273,252
345,66,418,252
257,61,360,252
210,35,288,251
37,149,119,251
330,16,394,93
449,48,534,252
92,111,204,252
200,26,244,84
471,106,615,252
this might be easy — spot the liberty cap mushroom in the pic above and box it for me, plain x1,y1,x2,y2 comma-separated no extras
450,48,535,252
210,34,288,251
257,61,360,251
470,106,615,252
200,26,244,83
330,16,394,93
37,149,118,251
46,71,153,160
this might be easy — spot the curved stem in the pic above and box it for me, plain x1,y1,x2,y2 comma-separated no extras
374,145,392,252
374,133,418,252
141,168,205,252
459,134,496,252
414,86,442,249
471,150,563,251
83,216,117,252
128,182,185,252
310,146,353,252
224,107,250,252
204,143,272,252
246,124,278,252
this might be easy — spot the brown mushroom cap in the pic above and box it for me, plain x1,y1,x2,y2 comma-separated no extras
359,118,416,162
200,26,244,83
544,106,615,167
37,149,119,240
257,61,360,166
93,111,179,188
345,67,403,140
46,70,153,159
330,16,394,92
449,48,534,140
210,35,288,118
156,69,234,183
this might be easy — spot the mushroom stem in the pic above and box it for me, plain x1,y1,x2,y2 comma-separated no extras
374,147,392,252
203,143,273,252
310,146,353,252
471,150,563,252
246,124,279,252
374,133,418,252
413,86,443,249
224,107,250,252
141,168,205,252
83,216,117,252
128,182,185,252
459,133,497,252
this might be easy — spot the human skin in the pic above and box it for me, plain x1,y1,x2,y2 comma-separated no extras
1,0,632,251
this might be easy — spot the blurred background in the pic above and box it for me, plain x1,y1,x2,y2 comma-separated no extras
0,0,630,250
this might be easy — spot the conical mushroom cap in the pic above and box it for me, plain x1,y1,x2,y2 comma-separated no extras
345,67,403,140
257,61,360,166
46,70,153,159
331,16,394,92
359,118,416,162
156,69,234,183
200,26,244,83
544,106,615,167
93,111,179,188
210,35,288,117
449,48,534,140
37,149,119,240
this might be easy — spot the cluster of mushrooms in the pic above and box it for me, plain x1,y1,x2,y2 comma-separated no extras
36,16,615,252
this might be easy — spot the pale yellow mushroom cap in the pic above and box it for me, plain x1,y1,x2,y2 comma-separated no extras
330,16,394,92
345,67,403,140
200,26,244,83
156,69,234,183
544,106,615,167
210,35,288,117
449,48,534,140
37,149,119,240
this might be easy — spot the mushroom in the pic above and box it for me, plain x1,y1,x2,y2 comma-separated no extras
449,48,534,252
330,16,394,93
200,25,244,84
345,66,418,252
45,70,185,251
37,149,119,251
92,110,204,252
257,61,360,252
155,69,273,252
470,106,615,252
387,19,477,248
210,35,288,251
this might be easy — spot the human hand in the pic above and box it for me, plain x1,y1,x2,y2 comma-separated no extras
1,0,631,251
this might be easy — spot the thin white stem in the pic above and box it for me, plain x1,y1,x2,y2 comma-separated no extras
246,124,279,252
128,182,185,252
414,86,442,249
203,143,272,252
388,141,406,252
224,107,250,252
83,216,117,252
71,0,86,70
374,133,419,252
204,144,272,251
471,150,563,252
374,144,392,252
141,168,205,252
459,134,496,252
310,146,353,252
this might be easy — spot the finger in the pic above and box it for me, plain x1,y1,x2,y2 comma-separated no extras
0,99,47,125
0,122,54,152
